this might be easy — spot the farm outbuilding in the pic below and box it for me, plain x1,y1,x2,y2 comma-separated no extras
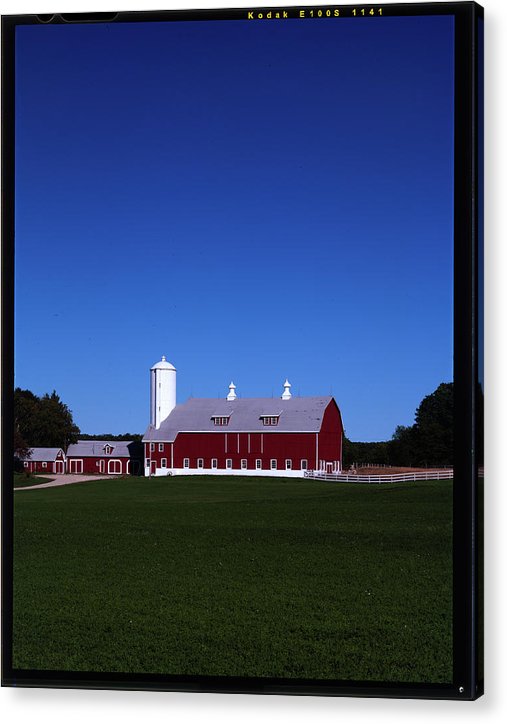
20,447,66,474
143,357,343,477
65,440,142,476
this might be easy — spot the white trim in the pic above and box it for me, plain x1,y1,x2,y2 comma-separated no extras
211,458,218,469
241,459,247,469
270,459,277,470
108,459,122,475
226,458,232,469
149,466,306,478
255,459,262,470
183,458,190,468
69,459,83,474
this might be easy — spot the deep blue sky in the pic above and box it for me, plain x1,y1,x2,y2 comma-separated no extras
14,15,454,441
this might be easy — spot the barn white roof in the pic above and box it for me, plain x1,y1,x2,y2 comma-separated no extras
21,447,64,462
66,440,135,458
143,396,336,443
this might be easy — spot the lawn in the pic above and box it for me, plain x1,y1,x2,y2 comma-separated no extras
12,476,453,682
14,472,53,488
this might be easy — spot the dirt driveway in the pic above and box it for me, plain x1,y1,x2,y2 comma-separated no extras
14,474,114,491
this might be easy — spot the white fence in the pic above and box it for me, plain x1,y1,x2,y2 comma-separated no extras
304,470,454,484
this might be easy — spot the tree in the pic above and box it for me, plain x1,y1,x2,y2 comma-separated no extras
412,383,453,466
14,388,80,451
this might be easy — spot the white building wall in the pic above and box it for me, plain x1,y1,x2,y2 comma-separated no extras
144,465,308,478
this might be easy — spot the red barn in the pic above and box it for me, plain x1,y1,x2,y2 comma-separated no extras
65,440,142,475
21,447,66,474
143,360,343,477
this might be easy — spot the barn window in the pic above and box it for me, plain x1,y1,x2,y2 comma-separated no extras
300,459,308,470
42,462,47,468
255,459,262,470
270,459,277,470
158,443,164,452
211,458,217,469
104,445,113,455
161,458,167,468
183,458,190,468
212,416,230,426
261,415,279,426
285,459,292,470
197,458,204,469
226,458,232,469
24,462,28,467
241,459,247,469
150,443,155,452
146,458,151,467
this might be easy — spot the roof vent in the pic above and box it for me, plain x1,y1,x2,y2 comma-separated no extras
227,381,237,401
281,379,292,400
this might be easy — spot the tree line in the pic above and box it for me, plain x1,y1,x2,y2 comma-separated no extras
15,381,480,469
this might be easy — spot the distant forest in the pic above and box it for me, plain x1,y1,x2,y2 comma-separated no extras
79,433,143,442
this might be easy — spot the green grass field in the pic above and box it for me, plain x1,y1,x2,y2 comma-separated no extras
13,476,452,682
14,472,53,488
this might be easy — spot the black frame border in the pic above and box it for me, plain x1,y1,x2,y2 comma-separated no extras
1,2,483,700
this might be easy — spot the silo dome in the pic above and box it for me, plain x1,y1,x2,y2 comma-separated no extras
151,355,176,371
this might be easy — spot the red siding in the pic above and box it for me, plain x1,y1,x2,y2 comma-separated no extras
24,460,53,474
66,456,130,474
317,399,344,467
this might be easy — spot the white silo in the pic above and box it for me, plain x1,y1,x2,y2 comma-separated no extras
150,355,176,428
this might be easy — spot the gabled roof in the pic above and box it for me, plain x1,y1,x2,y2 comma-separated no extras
66,440,134,458
21,447,64,462
143,396,335,443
